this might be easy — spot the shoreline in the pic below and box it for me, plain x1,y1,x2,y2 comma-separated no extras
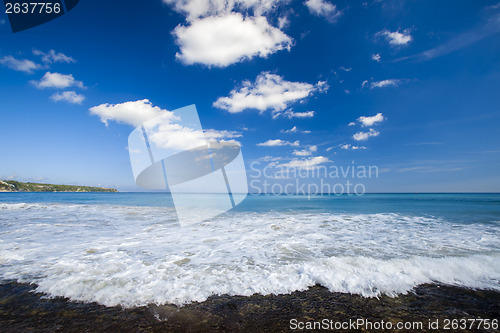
0,282,498,332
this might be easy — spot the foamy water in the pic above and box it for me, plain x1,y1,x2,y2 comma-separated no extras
0,195,499,307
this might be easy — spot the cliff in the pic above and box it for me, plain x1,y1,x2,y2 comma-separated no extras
0,180,117,193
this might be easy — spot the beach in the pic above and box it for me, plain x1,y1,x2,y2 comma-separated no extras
1,282,499,332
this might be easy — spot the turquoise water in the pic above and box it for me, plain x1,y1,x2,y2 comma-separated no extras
1,192,499,223
0,192,499,307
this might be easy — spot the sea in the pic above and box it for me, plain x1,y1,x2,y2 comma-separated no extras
0,192,499,308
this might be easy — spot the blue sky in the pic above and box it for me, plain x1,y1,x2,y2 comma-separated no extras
0,0,499,192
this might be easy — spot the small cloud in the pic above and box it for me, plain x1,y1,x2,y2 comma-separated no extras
0,55,41,74
282,126,298,133
278,16,290,29
50,91,85,104
304,0,342,23
292,145,317,156
371,53,381,62
357,112,384,127
31,72,85,89
257,139,300,147
278,156,331,169
377,29,413,46
33,49,75,64
281,126,311,134
293,149,312,156
353,128,379,141
370,79,402,89
280,110,316,119
339,66,351,72
348,122,356,126
339,143,367,150
90,99,174,127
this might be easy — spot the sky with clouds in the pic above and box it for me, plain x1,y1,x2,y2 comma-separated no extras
0,0,499,192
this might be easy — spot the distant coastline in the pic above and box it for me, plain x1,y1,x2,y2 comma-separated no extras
0,180,117,193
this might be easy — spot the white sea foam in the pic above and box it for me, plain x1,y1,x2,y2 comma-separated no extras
0,202,499,307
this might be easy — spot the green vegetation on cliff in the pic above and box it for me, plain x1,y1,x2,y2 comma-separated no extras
0,180,117,193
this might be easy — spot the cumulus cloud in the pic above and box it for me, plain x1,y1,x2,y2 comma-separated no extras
90,100,240,150
357,112,384,127
50,91,85,104
292,145,317,156
163,0,287,21
33,49,75,64
353,128,379,141
257,139,300,147
304,0,342,22
31,72,85,89
371,53,381,62
279,156,330,169
174,13,292,67
369,79,401,89
378,29,413,46
145,116,241,151
89,99,173,127
214,72,327,113
0,55,41,74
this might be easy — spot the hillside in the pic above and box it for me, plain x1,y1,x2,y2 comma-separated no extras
0,180,117,193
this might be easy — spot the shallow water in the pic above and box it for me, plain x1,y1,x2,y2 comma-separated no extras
0,193,499,307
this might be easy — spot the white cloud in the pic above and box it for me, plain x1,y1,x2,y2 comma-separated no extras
0,55,41,74
339,66,351,71
357,112,384,127
50,91,85,104
257,139,299,147
339,144,367,150
279,156,330,169
378,29,413,46
304,0,342,22
281,126,311,134
282,110,316,119
163,0,287,21
370,79,401,89
353,128,379,141
278,16,290,29
214,72,327,113
293,149,312,156
31,72,85,89
90,100,240,150
90,99,174,127
282,126,298,133
371,53,381,62
292,145,317,156
174,13,292,67
348,122,356,126
146,116,241,150
33,49,75,64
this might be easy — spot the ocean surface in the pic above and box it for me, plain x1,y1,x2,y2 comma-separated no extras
0,193,499,308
